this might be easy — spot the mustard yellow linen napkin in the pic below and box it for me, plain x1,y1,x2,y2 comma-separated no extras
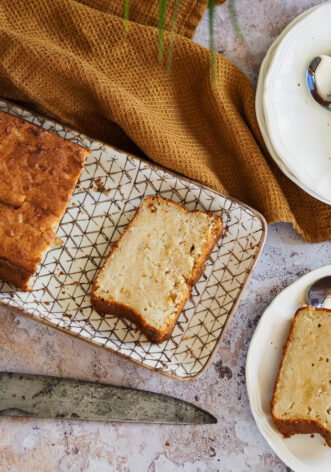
0,0,329,241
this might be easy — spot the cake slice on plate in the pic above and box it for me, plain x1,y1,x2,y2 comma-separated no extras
271,306,331,446
91,195,223,343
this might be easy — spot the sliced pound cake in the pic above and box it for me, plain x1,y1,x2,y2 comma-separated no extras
0,110,89,290
91,195,222,343
271,306,331,446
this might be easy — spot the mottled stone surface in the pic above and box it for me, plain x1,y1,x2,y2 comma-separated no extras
0,1,329,471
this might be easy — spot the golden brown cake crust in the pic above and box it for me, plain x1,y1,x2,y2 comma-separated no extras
271,306,331,447
91,195,223,343
92,287,191,343
0,110,90,290
0,110,88,219
0,201,57,273
0,258,32,291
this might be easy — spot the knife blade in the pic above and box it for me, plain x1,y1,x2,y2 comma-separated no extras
0,372,216,424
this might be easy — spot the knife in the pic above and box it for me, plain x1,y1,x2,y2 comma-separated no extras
0,372,216,425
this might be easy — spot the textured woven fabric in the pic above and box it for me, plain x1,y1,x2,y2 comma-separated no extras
0,0,329,241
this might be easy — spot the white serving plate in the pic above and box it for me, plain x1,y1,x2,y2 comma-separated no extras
255,4,329,204
0,99,266,380
262,1,331,204
246,265,331,472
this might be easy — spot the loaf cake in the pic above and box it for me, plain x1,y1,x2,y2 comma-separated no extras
91,195,223,343
0,110,90,290
271,306,331,446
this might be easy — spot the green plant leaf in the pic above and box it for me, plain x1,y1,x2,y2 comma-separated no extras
123,0,130,35
208,0,216,81
166,0,180,71
229,0,245,42
158,0,168,63
122,0,217,79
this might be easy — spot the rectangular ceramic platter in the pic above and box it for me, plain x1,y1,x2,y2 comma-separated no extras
0,99,266,380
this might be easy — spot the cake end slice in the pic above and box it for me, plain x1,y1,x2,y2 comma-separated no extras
91,195,222,343
271,306,331,446
0,110,90,291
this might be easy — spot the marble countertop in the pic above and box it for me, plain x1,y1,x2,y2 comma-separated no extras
0,1,329,471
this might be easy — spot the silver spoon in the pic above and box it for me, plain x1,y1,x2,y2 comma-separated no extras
306,275,331,308
306,55,331,111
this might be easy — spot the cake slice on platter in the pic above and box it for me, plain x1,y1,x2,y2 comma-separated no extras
91,195,223,343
